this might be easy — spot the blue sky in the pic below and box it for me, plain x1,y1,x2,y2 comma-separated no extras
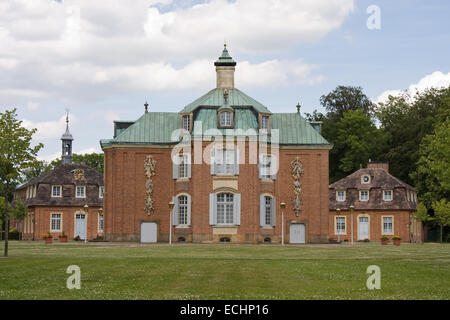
0,0,449,161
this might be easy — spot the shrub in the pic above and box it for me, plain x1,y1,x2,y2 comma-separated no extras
59,233,68,238
380,236,389,241
9,228,20,240
74,235,81,241
392,235,401,240
43,233,53,239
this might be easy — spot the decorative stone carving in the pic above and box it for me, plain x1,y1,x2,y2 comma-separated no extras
72,169,85,181
144,155,157,215
290,157,304,216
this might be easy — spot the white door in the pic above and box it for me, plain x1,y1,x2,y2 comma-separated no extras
290,224,306,244
75,214,86,240
141,222,157,243
358,217,369,240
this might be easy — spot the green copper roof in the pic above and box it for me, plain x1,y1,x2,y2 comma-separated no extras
101,109,331,147
271,113,330,145
181,88,271,114
214,45,236,66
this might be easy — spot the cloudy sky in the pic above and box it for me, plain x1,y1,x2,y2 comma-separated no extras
1,0,449,161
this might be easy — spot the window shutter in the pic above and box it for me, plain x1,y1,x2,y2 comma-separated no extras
271,197,276,226
172,196,179,225
234,148,240,175
172,156,179,179
210,149,216,175
187,195,192,226
260,195,265,226
234,194,241,225
209,193,216,225
270,156,277,180
258,155,263,179
187,154,192,178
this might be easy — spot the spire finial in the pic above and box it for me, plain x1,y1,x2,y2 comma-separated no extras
144,101,149,113
296,102,301,113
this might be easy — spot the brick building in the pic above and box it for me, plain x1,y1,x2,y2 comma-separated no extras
328,162,422,243
14,117,104,240
100,45,332,243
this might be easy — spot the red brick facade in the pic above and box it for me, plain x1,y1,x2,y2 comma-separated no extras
103,143,330,243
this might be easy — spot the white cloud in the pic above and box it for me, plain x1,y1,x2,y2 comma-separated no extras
0,0,354,103
77,147,101,155
22,114,76,141
376,71,450,104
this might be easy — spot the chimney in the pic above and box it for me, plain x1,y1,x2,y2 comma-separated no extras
367,161,389,172
214,44,236,89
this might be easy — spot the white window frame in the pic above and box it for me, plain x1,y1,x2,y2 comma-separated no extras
383,190,393,201
50,213,62,232
178,154,189,179
261,115,269,131
52,185,62,198
361,174,371,184
382,216,394,235
98,213,104,233
264,196,272,226
178,195,189,226
215,149,236,176
182,115,190,131
99,186,104,199
216,193,234,225
219,111,232,127
359,190,369,201
336,190,346,202
76,186,86,198
335,216,346,235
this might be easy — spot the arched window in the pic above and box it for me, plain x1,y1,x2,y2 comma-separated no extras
173,194,191,226
209,192,241,226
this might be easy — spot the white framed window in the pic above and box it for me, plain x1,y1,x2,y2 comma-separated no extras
99,186,104,199
359,190,369,201
219,111,232,127
76,186,86,198
98,214,104,233
52,185,61,198
260,195,276,227
214,149,237,176
261,115,269,131
382,216,393,235
178,154,189,179
361,175,371,184
335,216,346,235
173,194,191,226
259,154,277,180
217,193,234,225
182,115,190,131
209,193,240,226
383,190,393,201
51,213,62,232
336,191,346,202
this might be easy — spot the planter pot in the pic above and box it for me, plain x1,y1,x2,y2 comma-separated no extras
59,237,68,243
381,240,388,245
44,238,53,244
393,240,401,246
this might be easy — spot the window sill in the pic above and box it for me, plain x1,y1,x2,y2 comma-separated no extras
260,226,274,229
176,178,190,182
213,176,238,180
175,225,190,229
260,178,274,182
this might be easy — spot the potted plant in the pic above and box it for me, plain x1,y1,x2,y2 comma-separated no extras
43,233,53,244
380,235,389,245
392,235,401,246
58,233,68,243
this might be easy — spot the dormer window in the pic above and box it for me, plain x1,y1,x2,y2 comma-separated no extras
219,111,233,127
261,116,269,131
182,115,190,132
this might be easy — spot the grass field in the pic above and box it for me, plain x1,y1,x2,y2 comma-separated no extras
0,241,449,300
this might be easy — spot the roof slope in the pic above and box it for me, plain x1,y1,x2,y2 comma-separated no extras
181,88,271,114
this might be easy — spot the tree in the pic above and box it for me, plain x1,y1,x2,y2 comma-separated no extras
320,85,376,118
412,118,450,209
0,108,43,257
49,153,104,174
432,199,450,243
334,110,386,176
377,86,450,184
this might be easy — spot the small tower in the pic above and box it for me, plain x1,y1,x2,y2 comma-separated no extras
214,43,237,89
61,112,73,164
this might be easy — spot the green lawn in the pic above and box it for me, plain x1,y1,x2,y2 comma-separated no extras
0,241,449,300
